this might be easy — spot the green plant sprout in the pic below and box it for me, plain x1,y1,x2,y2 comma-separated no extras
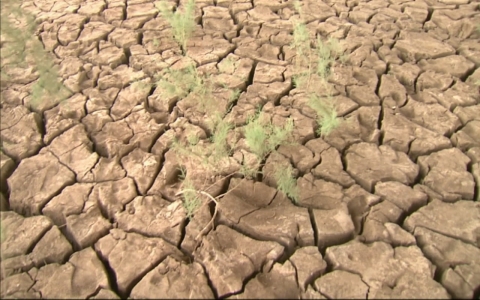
291,26,342,88
155,62,217,113
238,162,262,179
156,0,196,54
244,111,295,160
155,63,200,99
209,114,234,159
291,25,311,87
308,93,341,137
273,164,299,203
315,37,343,80
171,116,235,172
153,0,301,218
1,0,70,106
291,0,343,137
177,167,202,219
291,0,312,88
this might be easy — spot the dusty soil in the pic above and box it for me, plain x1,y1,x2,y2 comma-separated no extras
1,0,480,299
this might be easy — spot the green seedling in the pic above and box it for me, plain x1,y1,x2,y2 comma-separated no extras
291,21,311,88
177,167,201,219
291,0,314,88
315,37,342,80
1,0,70,105
291,0,343,137
244,111,295,160
155,63,216,113
308,93,341,137
171,122,232,175
239,162,262,179
155,63,199,99
273,164,299,203
156,0,196,54
209,115,234,160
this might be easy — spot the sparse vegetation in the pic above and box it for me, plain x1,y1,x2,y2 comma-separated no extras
308,93,341,137
173,107,298,216
290,0,344,137
0,0,303,221
155,0,196,54
244,111,295,160
153,0,301,215
171,113,236,171
177,167,202,219
155,63,204,99
152,0,222,116
209,114,234,159
0,0,70,106
274,164,299,203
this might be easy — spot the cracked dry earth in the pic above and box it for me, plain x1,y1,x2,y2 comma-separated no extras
1,0,480,299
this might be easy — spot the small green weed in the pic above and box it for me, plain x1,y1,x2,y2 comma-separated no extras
239,162,262,179
209,114,234,159
291,0,343,137
308,93,341,137
291,30,342,89
177,167,202,219
171,116,235,173
1,0,70,105
155,62,217,113
156,0,196,54
244,111,295,160
315,37,343,80
273,164,299,203
155,63,202,99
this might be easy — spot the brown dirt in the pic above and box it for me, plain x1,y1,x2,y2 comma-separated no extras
1,0,479,299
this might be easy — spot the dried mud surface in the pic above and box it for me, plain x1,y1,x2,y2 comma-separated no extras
1,0,480,299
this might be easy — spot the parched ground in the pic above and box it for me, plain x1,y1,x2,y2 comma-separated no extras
1,0,480,299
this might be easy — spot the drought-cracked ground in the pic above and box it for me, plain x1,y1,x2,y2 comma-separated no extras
1,0,480,299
